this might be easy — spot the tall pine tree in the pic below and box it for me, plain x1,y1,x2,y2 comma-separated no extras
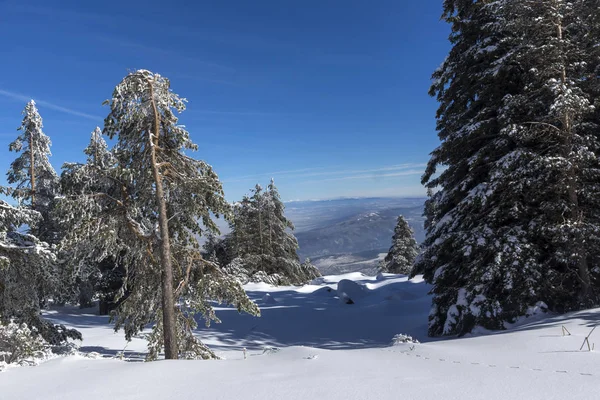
226,180,320,285
0,187,80,346
59,70,258,360
418,0,600,336
496,0,600,309
7,100,59,243
57,127,118,308
380,215,418,275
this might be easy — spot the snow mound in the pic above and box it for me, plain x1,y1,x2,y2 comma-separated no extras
261,293,277,305
391,333,420,345
311,286,336,297
310,276,326,285
337,279,369,304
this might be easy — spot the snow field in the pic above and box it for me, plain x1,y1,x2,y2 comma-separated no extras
1,273,599,400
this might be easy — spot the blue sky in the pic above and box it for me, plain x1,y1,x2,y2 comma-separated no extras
0,0,449,202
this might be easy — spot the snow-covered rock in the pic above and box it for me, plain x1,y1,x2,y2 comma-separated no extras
261,293,277,305
336,279,369,304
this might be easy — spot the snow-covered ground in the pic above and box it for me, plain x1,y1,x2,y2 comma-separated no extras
2,273,599,400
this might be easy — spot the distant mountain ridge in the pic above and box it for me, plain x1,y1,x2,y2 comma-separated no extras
284,197,426,275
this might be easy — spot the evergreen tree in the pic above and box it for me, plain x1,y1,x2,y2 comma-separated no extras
59,70,259,360
418,0,600,336
58,128,119,308
417,0,535,336
226,180,320,285
83,126,116,169
202,233,234,268
380,215,418,274
7,100,59,242
0,187,80,346
496,0,600,310
266,179,301,262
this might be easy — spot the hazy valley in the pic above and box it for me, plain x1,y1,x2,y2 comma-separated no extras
285,197,426,275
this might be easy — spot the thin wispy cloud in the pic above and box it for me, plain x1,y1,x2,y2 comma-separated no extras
224,163,426,184
301,169,424,184
0,89,100,121
292,163,427,179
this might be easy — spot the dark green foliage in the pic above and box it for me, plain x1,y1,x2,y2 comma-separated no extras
58,70,259,360
418,0,600,336
226,180,320,286
380,215,418,274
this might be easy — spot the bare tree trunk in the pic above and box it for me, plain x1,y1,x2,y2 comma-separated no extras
30,130,35,209
148,78,178,359
556,9,591,302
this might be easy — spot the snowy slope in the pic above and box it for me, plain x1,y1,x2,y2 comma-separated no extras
1,273,599,400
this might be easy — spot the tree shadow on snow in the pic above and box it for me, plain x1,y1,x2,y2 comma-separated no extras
195,278,436,351
77,346,146,362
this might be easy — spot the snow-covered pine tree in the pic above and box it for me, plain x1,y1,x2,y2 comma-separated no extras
380,215,418,275
226,180,319,285
263,179,320,283
83,126,116,169
419,0,600,336
58,70,259,360
496,0,600,309
57,127,118,308
7,100,59,243
416,0,545,336
266,179,302,262
0,187,80,349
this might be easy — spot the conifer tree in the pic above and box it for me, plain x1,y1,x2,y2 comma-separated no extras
380,215,418,275
58,128,118,308
496,0,600,309
226,180,319,285
419,0,600,336
7,100,59,242
417,0,535,336
266,179,301,262
59,70,259,360
0,187,80,346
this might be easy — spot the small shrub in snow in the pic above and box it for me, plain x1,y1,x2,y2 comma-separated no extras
0,321,51,365
391,333,420,345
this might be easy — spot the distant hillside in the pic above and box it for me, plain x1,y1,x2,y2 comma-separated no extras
295,206,424,259
284,198,426,274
